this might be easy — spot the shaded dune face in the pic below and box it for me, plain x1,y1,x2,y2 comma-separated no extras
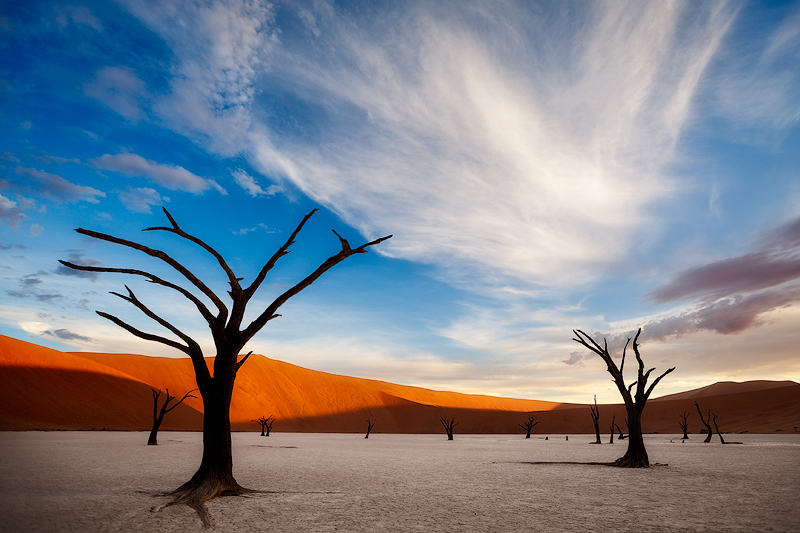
1,335,798,433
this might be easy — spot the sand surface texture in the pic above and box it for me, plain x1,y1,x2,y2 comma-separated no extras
1,431,799,532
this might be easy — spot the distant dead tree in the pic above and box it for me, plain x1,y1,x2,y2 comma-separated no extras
589,395,601,444
365,419,375,439
679,411,690,440
519,415,539,438
573,328,675,467
60,207,390,525
255,416,274,437
616,423,626,440
609,413,616,444
695,401,714,443
440,416,457,440
148,388,197,446
711,412,726,444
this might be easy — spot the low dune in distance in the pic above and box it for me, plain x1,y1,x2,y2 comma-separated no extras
1,334,798,434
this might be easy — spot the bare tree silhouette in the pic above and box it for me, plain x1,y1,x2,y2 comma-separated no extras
519,415,539,438
365,419,375,439
573,328,675,467
440,416,457,440
679,411,690,440
589,395,601,444
148,388,197,445
255,416,274,437
695,401,714,443
616,423,626,440
609,412,616,444
59,207,391,525
711,412,726,444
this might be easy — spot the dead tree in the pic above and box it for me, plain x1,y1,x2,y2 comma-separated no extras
573,328,675,467
711,412,726,444
679,411,690,440
60,207,390,525
440,416,457,440
616,423,626,440
695,401,714,443
589,395,601,444
148,388,197,445
365,419,375,439
255,416,274,437
609,413,616,444
519,415,539,438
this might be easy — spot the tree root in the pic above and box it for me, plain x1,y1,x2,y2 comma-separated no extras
151,476,256,528
151,479,341,527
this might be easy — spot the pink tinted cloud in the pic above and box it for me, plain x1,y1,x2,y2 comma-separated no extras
648,215,800,304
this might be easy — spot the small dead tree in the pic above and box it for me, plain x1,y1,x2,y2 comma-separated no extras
60,207,390,525
148,388,197,445
695,401,714,443
616,423,626,440
609,412,616,444
711,412,726,444
573,328,675,467
255,416,274,437
440,416,457,440
519,415,539,438
589,395,601,444
679,411,690,440
365,419,375,439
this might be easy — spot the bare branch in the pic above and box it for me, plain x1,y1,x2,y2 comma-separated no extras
620,337,631,375
235,351,253,373
110,285,202,355
144,207,242,294
643,366,676,401
244,209,318,298
96,311,190,355
163,389,199,414
241,232,392,344
58,261,216,325
331,229,351,251
71,227,228,319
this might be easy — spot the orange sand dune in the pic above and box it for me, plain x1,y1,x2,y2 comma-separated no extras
1,335,798,434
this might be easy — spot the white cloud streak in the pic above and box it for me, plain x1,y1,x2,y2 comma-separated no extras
13,167,105,203
91,153,226,194
120,0,737,291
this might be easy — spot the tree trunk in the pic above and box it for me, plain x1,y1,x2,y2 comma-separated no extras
614,410,649,467
167,378,247,526
147,419,162,446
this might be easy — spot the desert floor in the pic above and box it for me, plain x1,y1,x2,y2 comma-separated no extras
1,431,799,532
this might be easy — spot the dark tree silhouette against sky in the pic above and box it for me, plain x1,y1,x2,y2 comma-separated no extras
60,208,390,525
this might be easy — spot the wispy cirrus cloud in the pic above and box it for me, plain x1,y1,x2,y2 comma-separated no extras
84,66,148,123
119,0,276,157
13,167,105,203
120,0,737,291
711,3,800,135
91,153,226,195
0,193,26,228
231,168,282,197
115,186,167,214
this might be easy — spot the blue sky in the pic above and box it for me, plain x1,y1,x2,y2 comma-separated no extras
1,0,799,403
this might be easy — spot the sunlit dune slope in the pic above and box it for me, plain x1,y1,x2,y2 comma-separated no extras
0,336,202,430
1,334,798,434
